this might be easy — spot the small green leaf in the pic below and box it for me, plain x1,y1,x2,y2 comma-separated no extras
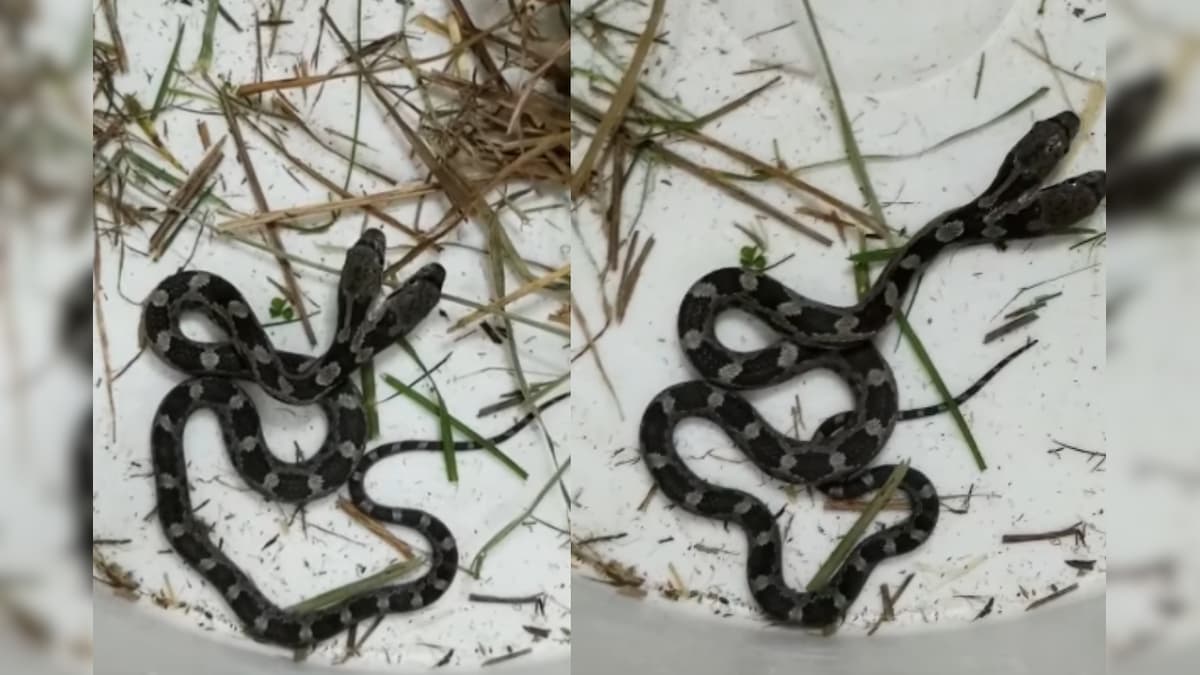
740,244,769,271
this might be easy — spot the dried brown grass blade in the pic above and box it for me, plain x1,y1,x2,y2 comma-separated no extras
149,137,226,259
216,181,449,232
217,87,318,345
450,264,571,332
570,0,666,198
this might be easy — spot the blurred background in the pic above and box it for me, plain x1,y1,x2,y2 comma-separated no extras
1107,2,1200,674
0,0,91,673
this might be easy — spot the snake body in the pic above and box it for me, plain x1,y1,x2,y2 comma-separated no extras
639,112,1106,627
141,230,557,648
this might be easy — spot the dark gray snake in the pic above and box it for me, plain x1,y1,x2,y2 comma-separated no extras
140,229,562,648
639,112,1106,627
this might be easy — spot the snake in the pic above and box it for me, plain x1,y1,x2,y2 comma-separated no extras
140,229,562,649
639,111,1106,628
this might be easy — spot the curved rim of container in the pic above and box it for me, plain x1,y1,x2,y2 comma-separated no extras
92,590,567,675
571,576,1103,675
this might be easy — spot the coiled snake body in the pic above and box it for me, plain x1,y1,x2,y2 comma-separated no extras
639,112,1106,627
142,230,557,648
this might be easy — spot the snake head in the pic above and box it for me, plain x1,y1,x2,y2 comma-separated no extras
979,112,1080,207
338,231,388,301
994,170,1106,237
382,263,446,336
1035,170,1106,229
1008,112,1079,178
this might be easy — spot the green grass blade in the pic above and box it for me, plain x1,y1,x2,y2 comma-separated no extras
196,0,220,73
468,457,571,578
397,339,458,483
151,21,186,120
807,462,908,590
379,374,527,480
801,0,986,470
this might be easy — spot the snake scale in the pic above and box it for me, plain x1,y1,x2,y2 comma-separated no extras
141,229,560,648
639,111,1106,627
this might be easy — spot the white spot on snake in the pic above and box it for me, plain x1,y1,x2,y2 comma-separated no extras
150,289,170,307
918,483,936,500
307,475,324,493
645,452,669,469
157,415,175,432
690,282,718,299
828,452,848,471
777,343,799,368
982,224,1006,239
739,273,758,291
336,327,351,344
188,382,204,399
742,422,761,440
910,528,929,543
777,300,804,317
734,499,753,515
376,596,390,612
682,330,703,351
254,616,270,633
684,491,703,507
834,315,859,335
199,558,217,571
832,590,850,610
263,473,280,491
225,584,242,601
199,350,220,370
340,608,354,625
706,391,725,409
440,537,455,552
432,576,450,591
419,513,432,528
252,345,272,364
227,300,249,318
355,347,375,363
883,282,900,308
410,592,425,609
883,538,898,555
156,474,178,489
900,254,922,270
860,472,876,489
154,332,171,353
779,454,797,470
866,369,888,387
864,419,885,437
229,393,247,409
351,471,365,482
751,574,771,591
717,362,743,383
390,508,407,522
298,625,313,643
276,377,294,396
187,273,212,291
239,437,257,453
337,393,359,409
337,441,357,458
315,363,341,387
659,395,675,416
167,523,186,539
753,531,771,547
935,220,965,242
